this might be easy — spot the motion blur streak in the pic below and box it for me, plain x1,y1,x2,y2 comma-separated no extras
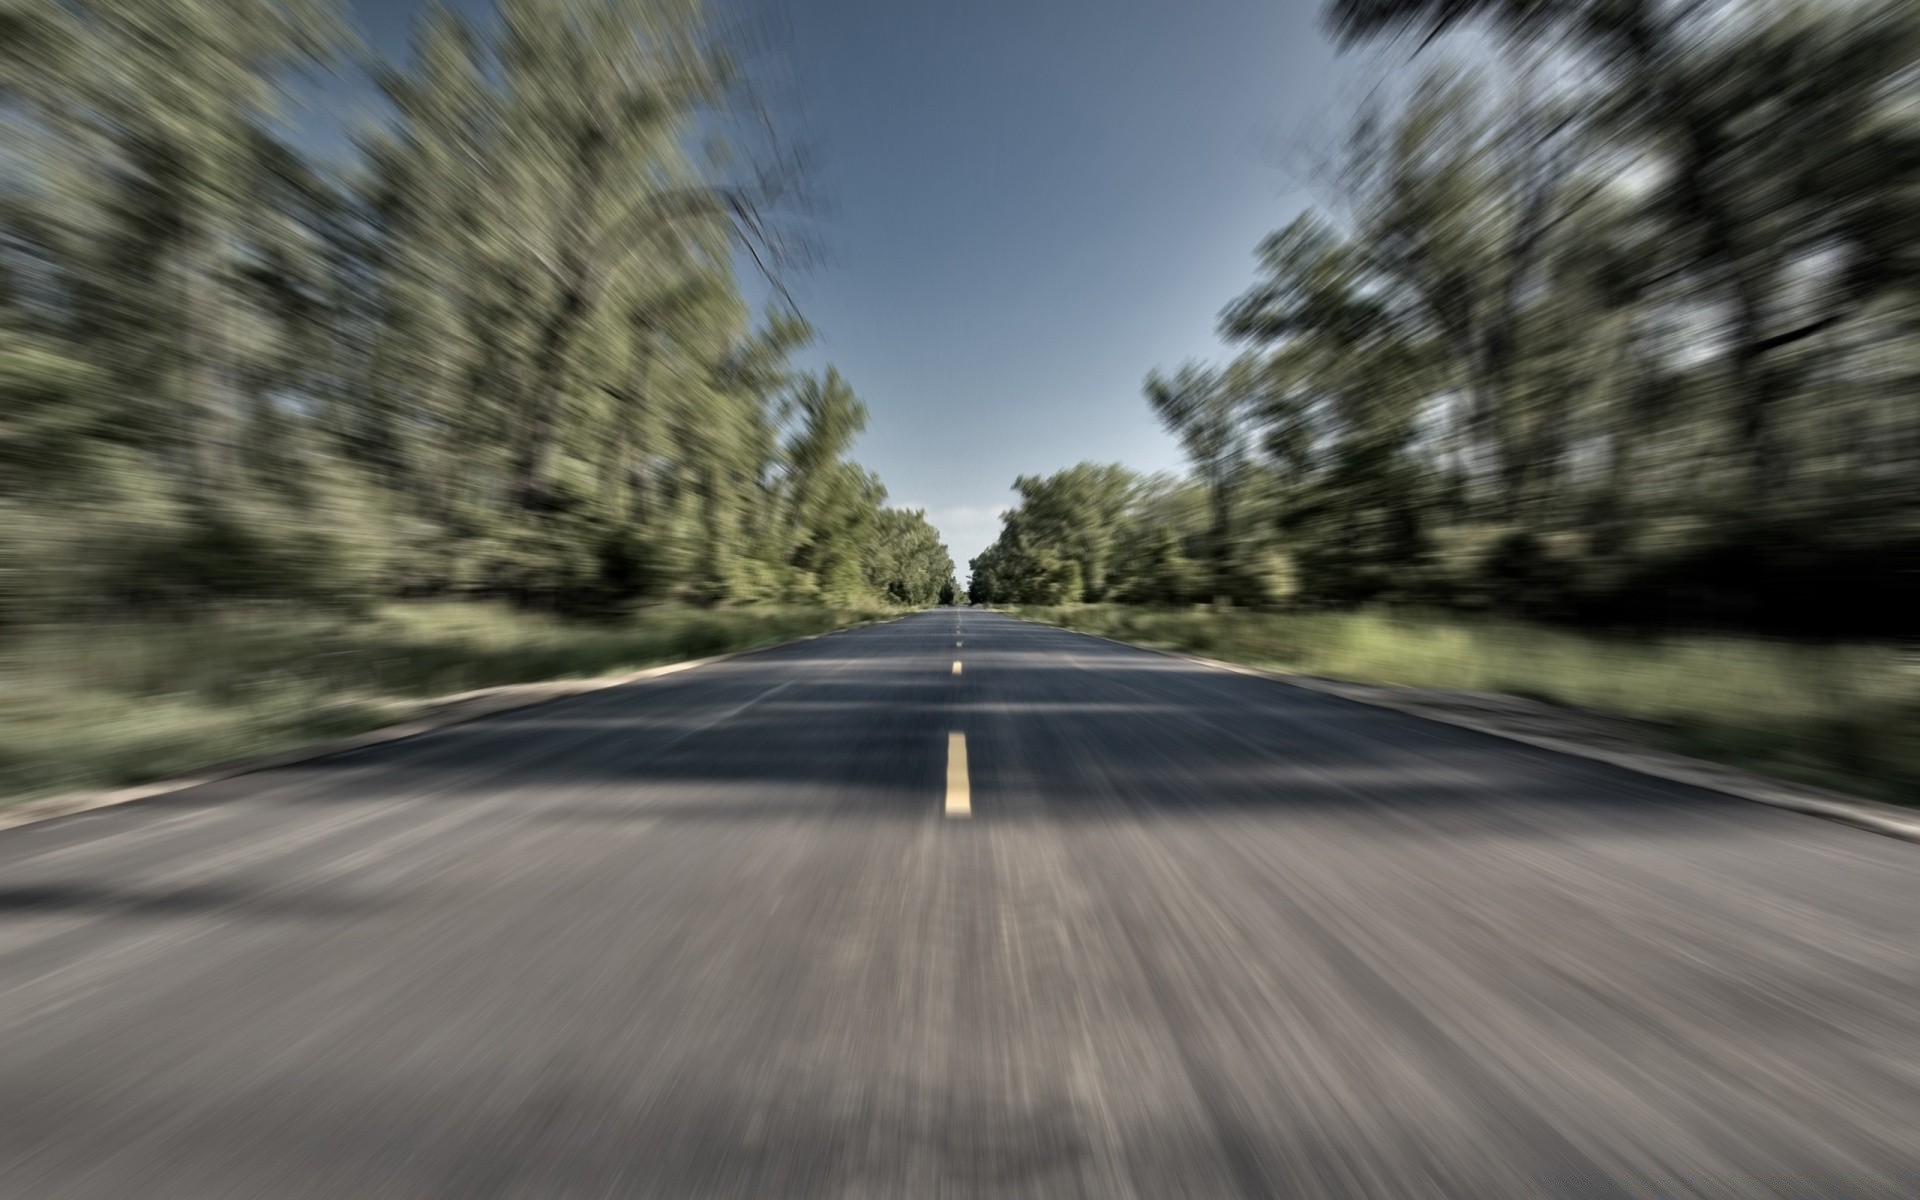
975,0,1920,638
3,0,1918,1194
0,0,956,626
965,0,1919,807
0,612,1915,1197
0,0,960,804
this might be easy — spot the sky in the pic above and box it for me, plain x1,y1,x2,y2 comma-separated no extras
339,0,1356,567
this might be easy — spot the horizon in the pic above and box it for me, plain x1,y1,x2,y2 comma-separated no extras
329,0,1358,569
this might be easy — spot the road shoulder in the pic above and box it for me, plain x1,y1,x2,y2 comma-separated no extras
1000,612,1920,844
0,613,913,836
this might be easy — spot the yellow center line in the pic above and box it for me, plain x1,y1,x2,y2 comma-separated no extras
945,732,971,818
951,660,963,676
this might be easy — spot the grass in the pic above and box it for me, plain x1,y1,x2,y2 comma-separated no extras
1012,605,1918,805
0,601,889,806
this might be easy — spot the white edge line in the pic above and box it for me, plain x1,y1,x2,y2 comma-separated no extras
997,612,1920,846
0,612,924,835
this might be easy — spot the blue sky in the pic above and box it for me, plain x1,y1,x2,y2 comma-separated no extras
339,0,1352,565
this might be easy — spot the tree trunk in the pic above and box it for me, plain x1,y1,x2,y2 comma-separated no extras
511,122,611,508
512,284,586,505
183,232,249,503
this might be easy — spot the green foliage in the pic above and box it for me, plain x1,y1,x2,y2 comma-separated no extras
865,509,958,607
0,0,955,623
968,0,1917,804
981,0,1918,633
0,0,958,802
970,465,1205,606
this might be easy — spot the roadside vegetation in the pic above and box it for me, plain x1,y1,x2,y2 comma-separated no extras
0,1,959,805
1014,606,1917,805
0,603,888,804
2,0,958,623
973,0,1918,631
971,0,1917,803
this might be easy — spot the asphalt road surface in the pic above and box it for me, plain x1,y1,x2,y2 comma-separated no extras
1,610,1916,1198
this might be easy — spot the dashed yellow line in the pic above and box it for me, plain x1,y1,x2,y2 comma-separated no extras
951,660,963,676
945,732,971,818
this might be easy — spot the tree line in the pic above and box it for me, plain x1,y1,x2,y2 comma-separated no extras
0,0,955,619
973,0,1918,633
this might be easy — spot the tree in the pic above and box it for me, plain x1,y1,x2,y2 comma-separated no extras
865,509,957,607
0,0,938,619
1016,0,1919,631
1006,464,1138,601
1145,360,1264,600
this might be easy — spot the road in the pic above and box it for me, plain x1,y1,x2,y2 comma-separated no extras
0,609,1915,1197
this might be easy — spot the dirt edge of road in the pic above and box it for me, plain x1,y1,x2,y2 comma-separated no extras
0,613,915,836
1009,615,1920,845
